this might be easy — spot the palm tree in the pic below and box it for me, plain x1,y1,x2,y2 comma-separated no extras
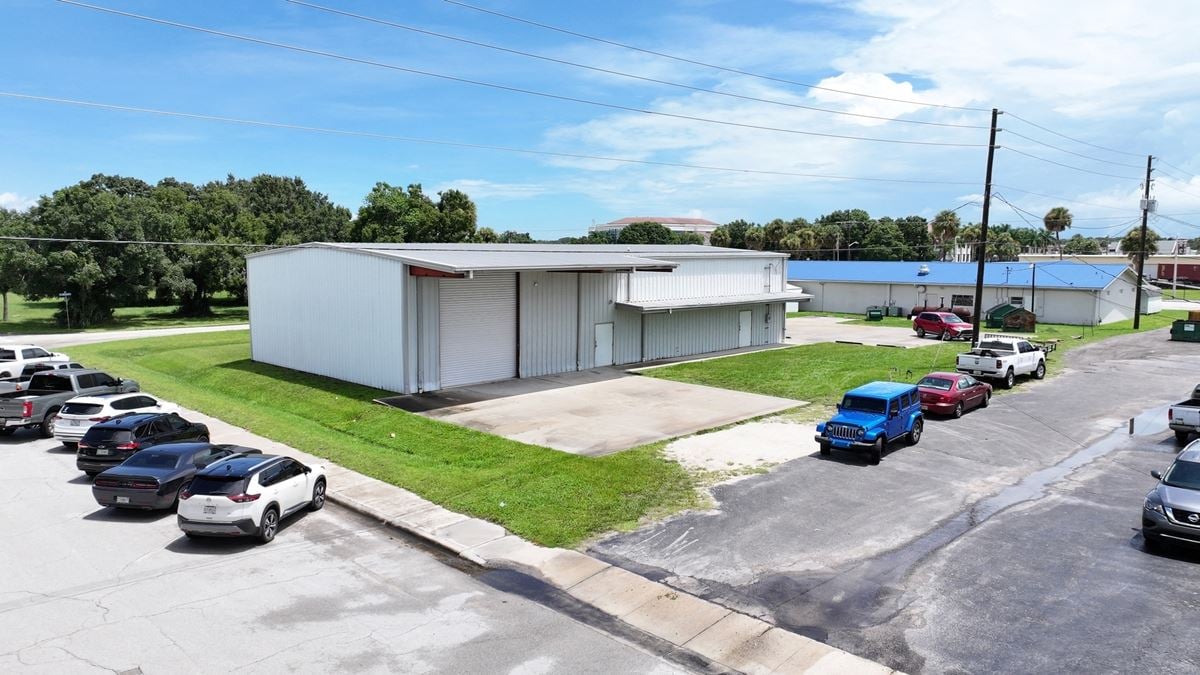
930,210,961,261
1043,206,1073,259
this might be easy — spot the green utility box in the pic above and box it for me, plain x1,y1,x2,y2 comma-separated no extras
985,302,1019,328
1170,319,1200,342
866,307,885,321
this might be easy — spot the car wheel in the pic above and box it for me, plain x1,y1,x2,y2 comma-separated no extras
39,409,60,439
85,471,98,478
938,330,947,341
819,442,831,456
980,392,991,408
184,531,199,539
196,436,209,443
62,441,78,450
1033,361,1046,380
916,327,925,338
1143,532,1162,553
309,479,326,511
907,419,923,445
1177,431,1192,445
0,427,15,437
1003,368,1015,389
953,402,964,419
868,438,883,465
258,507,280,544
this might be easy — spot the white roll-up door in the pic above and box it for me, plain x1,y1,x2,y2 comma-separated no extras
439,273,517,388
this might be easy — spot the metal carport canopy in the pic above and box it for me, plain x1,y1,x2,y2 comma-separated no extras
617,290,812,313
324,244,679,274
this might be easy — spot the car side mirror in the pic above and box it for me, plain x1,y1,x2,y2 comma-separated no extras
303,466,312,474
1151,470,1162,480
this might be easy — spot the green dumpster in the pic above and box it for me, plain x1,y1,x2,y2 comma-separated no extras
985,302,1019,329
866,307,885,321
1170,319,1200,342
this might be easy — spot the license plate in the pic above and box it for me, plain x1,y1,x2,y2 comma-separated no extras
203,505,216,514
96,449,111,456
115,496,129,504
70,420,79,427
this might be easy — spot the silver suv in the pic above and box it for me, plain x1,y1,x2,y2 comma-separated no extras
1142,441,1200,551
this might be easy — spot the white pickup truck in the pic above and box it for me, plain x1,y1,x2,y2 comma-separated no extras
0,344,70,379
955,333,1051,389
1168,384,1200,444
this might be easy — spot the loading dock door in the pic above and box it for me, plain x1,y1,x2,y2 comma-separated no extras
439,273,517,388
594,322,614,367
738,310,752,347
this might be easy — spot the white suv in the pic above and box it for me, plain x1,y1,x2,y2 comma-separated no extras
54,393,172,449
178,455,327,543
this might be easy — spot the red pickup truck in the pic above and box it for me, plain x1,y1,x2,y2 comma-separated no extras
912,311,974,341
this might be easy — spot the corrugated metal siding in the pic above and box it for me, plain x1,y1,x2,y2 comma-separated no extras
519,271,578,377
247,248,407,392
644,307,741,360
415,277,440,392
574,273,641,368
439,272,517,387
629,258,782,301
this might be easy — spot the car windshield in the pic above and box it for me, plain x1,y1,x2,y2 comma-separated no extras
1163,460,1200,491
841,396,886,414
84,428,132,443
188,476,247,496
123,452,182,469
918,377,954,391
942,315,967,324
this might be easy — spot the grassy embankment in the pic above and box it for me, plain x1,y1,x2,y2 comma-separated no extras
0,296,248,335
69,331,699,548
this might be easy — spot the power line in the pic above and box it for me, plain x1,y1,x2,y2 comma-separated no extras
0,92,983,187
1000,129,1145,169
1004,111,1143,158
1001,147,1142,181
1155,180,1200,201
441,0,991,113
1155,214,1200,232
992,185,1135,212
58,1,983,149
992,194,1141,231
1157,159,1196,180
288,0,986,130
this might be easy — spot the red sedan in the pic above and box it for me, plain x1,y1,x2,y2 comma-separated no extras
917,372,992,418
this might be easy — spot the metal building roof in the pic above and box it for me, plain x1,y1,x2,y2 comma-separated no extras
616,289,812,313
787,260,1133,291
248,242,783,273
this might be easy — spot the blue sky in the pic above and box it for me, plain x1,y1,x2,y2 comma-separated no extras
3,0,1200,240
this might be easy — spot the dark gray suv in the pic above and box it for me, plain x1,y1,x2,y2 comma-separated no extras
1142,441,1200,551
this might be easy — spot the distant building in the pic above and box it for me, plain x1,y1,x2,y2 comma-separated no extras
589,217,720,243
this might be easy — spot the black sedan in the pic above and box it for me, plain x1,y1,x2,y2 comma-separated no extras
77,412,210,476
92,443,260,510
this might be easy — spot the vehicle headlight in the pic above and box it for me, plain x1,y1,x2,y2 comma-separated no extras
1144,493,1165,514
855,428,865,439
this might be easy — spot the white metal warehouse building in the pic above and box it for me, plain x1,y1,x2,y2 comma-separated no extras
246,243,807,393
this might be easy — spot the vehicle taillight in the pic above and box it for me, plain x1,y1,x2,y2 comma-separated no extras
93,478,120,488
227,493,261,503
995,359,1002,369
21,401,32,418
88,416,111,422
78,441,91,449
130,480,158,490
179,486,193,500
1168,409,1173,421
116,442,140,451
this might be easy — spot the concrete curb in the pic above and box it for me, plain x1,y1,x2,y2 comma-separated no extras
162,401,900,675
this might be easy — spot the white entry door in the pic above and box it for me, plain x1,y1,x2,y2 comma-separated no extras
738,310,752,347
594,322,614,367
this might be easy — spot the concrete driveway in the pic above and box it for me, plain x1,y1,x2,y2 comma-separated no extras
14,323,248,349
420,370,803,456
0,433,686,674
591,330,1200,673
784,316,936,349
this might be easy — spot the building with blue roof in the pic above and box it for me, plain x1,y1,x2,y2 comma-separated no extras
787,260,1161,325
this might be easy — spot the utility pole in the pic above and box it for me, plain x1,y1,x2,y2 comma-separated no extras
1132,155,1154,329
970,108,1000,343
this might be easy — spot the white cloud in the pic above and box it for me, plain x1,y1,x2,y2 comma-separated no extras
436,179,547,200
0,192,37,211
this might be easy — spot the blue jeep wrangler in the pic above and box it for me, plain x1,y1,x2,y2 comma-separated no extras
814,381,924,465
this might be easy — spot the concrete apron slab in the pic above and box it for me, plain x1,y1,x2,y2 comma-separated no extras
421,376,803,456
145,396,895,674
784,316,937,349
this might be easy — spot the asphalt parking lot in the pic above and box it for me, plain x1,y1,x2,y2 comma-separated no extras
0,435,687,674
592,330,1200,673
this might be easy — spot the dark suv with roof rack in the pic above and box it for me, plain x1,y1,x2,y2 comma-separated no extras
76,412,209,477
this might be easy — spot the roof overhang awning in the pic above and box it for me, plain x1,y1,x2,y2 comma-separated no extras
616,290,813,313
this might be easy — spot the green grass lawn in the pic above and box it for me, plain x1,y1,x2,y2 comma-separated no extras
0,295,248,335
1160,287,1199,301
69,331,700,548
653,310,1188,406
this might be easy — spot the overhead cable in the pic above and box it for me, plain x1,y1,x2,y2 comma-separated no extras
1001,129,1145,169
57,1,983,148
288,0,986,130
1001,147,1141,181
441,0,991,113
1004,111,1143,158
0,92,983,187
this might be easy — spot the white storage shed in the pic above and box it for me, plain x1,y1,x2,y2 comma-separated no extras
247,243,808,393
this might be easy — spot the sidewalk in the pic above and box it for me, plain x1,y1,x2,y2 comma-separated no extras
167,399,898,675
